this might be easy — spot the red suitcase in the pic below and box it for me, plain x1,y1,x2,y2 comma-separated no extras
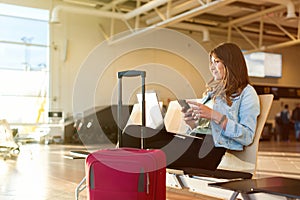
85,147,166,200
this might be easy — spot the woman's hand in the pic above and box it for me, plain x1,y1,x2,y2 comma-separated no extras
181,107,198,129
186,101,226,128
187,101,213,120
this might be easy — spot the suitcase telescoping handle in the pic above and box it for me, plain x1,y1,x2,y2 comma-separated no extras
117,70,146,149
118,70,146,78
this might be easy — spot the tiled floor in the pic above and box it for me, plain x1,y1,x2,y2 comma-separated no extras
0,140,300,200
256,141,300,179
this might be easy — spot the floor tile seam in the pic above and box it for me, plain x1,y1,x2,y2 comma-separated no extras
258,157,300,162
255,170,300,178
258,151,300,155
255,173,300,179
257,167,300,174
258,152,300,158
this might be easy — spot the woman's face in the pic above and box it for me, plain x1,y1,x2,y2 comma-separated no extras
210,54,226,80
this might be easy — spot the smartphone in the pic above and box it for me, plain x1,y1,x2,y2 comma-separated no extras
177,99,190,112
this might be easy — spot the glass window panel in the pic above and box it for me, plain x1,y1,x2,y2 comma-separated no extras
0,70,48,96
0,96,45,123
0,4,49,124
0,43,25,70
0,3,49,21
0,15,49,45
26,46,49,71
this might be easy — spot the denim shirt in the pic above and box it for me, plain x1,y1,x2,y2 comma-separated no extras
201,84,260,151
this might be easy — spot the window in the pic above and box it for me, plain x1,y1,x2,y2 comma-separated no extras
0,3,49,124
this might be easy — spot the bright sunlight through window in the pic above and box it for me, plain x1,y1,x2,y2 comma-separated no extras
0,3,49,126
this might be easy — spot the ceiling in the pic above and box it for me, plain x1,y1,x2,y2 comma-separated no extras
52,0,300,53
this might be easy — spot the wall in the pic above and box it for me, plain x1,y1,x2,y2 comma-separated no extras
70,28,210,115
95,49,206,106
50,11,109,116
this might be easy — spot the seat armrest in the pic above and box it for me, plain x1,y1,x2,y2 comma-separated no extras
175,167,253,179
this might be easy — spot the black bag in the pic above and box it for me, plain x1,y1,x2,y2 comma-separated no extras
280,111,289,124
122,125,226,171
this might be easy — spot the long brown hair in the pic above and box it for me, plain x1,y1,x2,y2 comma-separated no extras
206,42,250,105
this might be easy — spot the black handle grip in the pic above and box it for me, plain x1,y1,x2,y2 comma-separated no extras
118,70,146,78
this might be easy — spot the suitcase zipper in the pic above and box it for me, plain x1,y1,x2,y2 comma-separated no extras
138,168,145,193
138,169,149,194
146,172,149,194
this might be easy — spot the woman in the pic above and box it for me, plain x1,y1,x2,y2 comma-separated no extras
184,42,260,152
123,42,260,170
